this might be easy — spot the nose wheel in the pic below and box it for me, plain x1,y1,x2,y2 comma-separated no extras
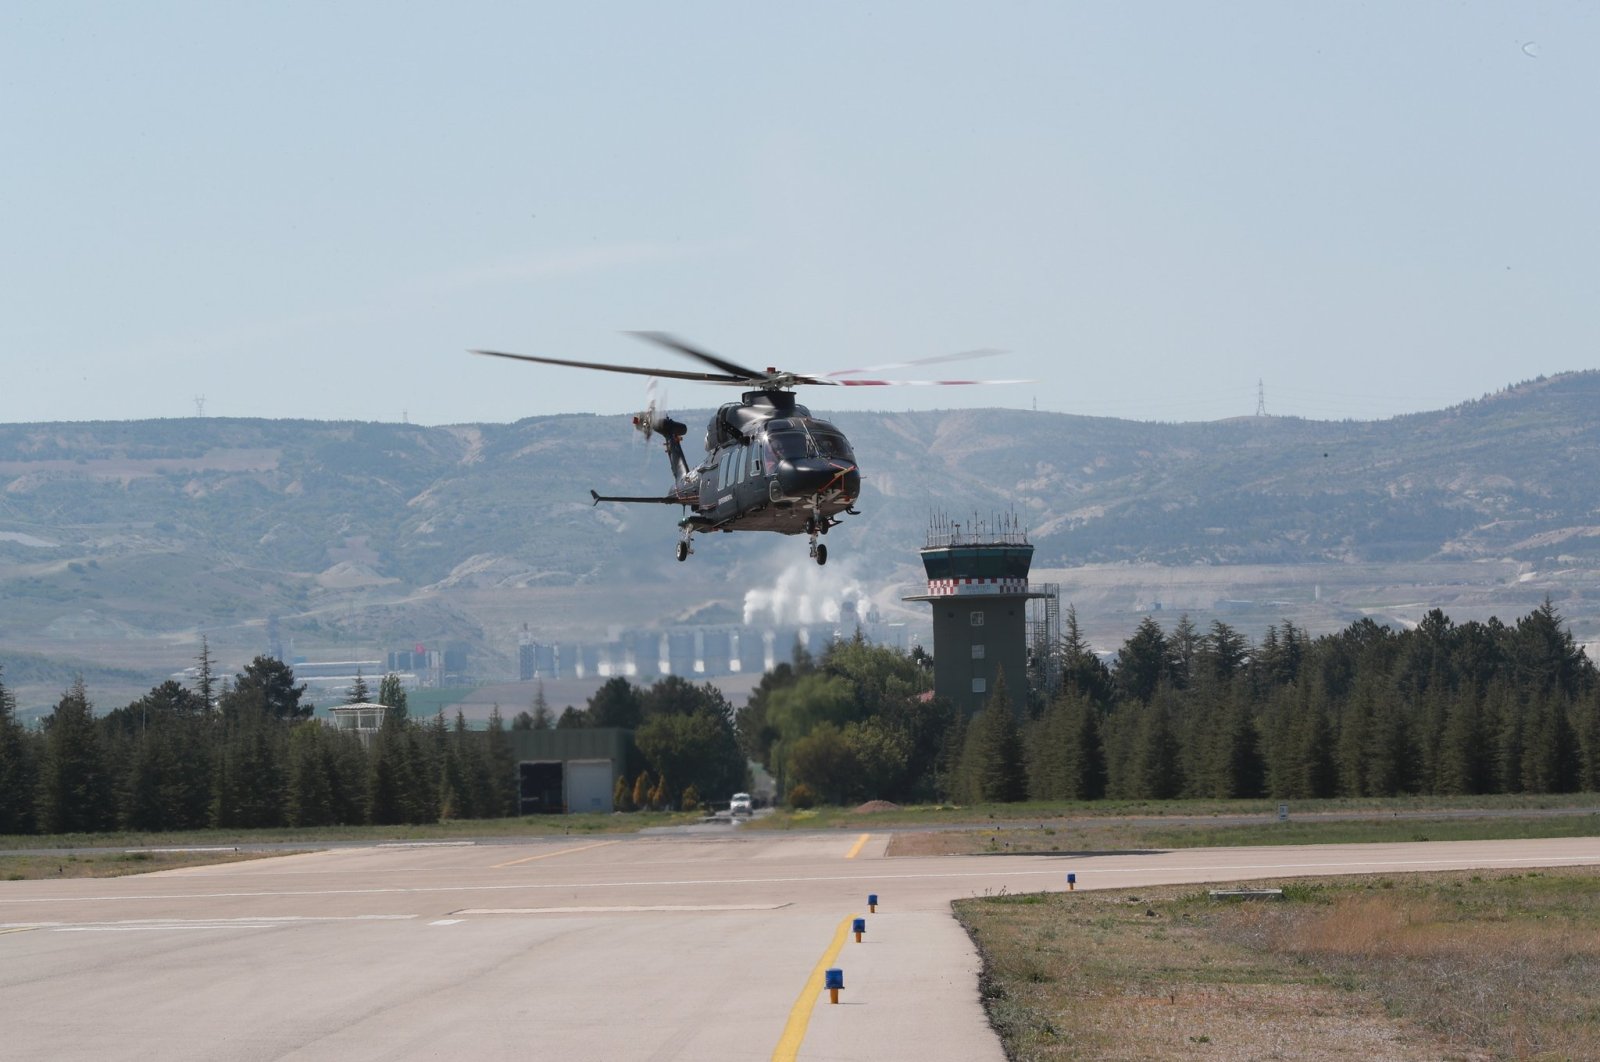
676,538,692,562
806,513,828,565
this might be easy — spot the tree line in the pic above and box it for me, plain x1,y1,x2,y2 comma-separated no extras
4,600,1598,835
0,648,751,836
0,650,525,836
732,600,1600,807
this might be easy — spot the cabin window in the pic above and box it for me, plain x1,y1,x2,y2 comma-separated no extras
750,441,764,478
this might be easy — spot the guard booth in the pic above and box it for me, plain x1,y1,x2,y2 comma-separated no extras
326,702,388,748
508,728,631,815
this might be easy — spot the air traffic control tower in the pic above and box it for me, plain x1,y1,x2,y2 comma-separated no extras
904,514,1047,716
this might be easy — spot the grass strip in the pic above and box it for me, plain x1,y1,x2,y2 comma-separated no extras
1,849,292,880
0,809,705,851
889,811,1600,856
954,867,1600,1060
747,793,1600,832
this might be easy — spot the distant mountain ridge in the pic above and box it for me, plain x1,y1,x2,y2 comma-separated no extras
2,371,1598,709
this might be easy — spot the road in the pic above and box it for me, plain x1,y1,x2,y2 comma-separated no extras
3,832,1598,1061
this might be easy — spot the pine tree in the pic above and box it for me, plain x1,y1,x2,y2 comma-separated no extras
1211,693,1264,798
1027,690,1106,801
1573,687,1600,793
209,708,288,829
1435,686,1484,795
1116,617,1169,703
286,723,339,827
632,770,652,811
483,707,518,817
1133,693,1182,800
532,682,554,729
1167,615,1199,690
0,665,39,835
958,672,1026,803
439,711,474,820
377,674,408,723
195,637,217,713
226,657,312,722
348,671,371,706
1060,604,1114,707
36,679,115,834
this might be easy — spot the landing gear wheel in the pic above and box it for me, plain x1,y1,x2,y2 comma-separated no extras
815,543,828,566
675,541,690,562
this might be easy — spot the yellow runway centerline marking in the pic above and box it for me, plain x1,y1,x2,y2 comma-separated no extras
492,840,620,868
772,915,854,1062
844,833,870,859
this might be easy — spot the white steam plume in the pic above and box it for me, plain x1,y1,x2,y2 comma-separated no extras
742,554,871,628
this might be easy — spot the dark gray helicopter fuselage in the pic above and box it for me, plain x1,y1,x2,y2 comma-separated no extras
676,390,861,536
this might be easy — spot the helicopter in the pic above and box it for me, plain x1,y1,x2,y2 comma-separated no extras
471,332,1016,565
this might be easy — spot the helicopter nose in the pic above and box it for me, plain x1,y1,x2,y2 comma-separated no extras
777,459,859,497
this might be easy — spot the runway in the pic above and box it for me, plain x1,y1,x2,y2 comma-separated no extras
3,832,1597,1061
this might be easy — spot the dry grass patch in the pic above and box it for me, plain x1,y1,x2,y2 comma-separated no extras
0,849,290,880
956,869,1600,1061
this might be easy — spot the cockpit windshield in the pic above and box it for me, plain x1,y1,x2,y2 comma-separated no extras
810,429,854,461
767,421,854,462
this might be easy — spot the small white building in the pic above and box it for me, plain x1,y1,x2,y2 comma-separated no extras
327,702,388,746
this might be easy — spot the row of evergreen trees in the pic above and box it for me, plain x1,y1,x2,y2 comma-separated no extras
0,653,521,836
955,601,1600,804
0,650,753,836
732,601,1600,806
4,600,1598,834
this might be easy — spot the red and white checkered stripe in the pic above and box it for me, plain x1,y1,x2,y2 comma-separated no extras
925,577,1028,597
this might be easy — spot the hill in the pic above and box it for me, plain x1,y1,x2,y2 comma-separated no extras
2,372,1598,714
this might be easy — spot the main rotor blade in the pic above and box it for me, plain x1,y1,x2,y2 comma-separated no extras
625,331,768,382
831,376,1034,387
824,348,1008,378
470,349,746,385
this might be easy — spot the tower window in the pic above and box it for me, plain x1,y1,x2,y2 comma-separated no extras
971,677,987,694
971,644,986,659
970,611,985,627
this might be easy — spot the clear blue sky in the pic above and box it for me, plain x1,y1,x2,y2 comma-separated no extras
3,2,1595,425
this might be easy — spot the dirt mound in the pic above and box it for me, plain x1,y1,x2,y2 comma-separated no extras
853,800,900,814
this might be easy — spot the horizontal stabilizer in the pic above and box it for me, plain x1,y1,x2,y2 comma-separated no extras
590,489,683,506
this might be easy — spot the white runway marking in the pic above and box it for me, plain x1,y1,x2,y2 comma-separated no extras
429,919,464,926
127,847,240,854
454,903,793,914
1,914,418,931
376,841,477,848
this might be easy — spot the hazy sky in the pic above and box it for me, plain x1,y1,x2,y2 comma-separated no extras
3,2,1595,426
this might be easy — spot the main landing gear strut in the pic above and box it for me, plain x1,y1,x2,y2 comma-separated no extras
806,513,828,566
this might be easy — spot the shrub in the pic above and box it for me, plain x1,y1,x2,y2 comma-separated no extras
787,783,818,809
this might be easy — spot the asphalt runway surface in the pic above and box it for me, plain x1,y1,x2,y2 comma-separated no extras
3,832,1598,1061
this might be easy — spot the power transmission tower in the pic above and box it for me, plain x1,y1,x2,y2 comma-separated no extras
194,395,206,417
1255,379,1267,417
